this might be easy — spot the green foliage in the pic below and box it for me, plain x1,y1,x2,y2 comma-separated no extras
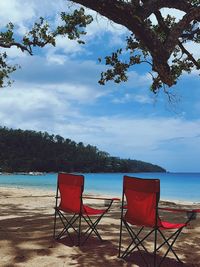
0,52,18,87
192,0,200,6
0,23,19,87
57,8,93,43
99,9,200,93
0,1,199,93
0,126,166,173
98,34,150,86
93,0,200,92
23,17,56,49
0,7,93,87
1,23,14,43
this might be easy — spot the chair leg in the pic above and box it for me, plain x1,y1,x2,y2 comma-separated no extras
118,216,123,258
122,227,155,259
86,214,103,240
154,228,157,267
126,225,148,253
78,215,82,246
81,214,104,245
53,208,57,238
55,211,79,244
158,228,183,267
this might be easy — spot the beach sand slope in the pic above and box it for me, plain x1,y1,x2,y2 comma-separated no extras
0,187,200,267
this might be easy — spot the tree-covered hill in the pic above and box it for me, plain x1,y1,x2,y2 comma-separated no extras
0,127,166,173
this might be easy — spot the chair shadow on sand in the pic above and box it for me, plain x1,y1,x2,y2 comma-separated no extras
0,191,200,267
55,206,200,267
56,233,200,267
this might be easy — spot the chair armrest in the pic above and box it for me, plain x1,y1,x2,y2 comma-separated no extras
83,196,120,201
158,207,200,213
191,209,200,213
111,197,121,201
83,196,120,209
158,207,200,220
158,207,189,213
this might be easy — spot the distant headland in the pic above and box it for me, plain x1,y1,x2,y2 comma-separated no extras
0,126,166,173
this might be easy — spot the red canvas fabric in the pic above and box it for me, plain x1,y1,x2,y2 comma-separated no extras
159,221,187,229
124,176,160,227
54,172,118,246
58,173,84,213
124,189,161,227
58,173,106,215
123,176,188,230
119,176,191,265
82,205,106,215
58,172,84,187
124,176,160,193
59,185,82,213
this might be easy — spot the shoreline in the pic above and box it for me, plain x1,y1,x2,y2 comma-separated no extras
0,185,200,206
1,172,200,204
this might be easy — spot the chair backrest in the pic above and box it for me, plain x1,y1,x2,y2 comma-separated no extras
57,173,84,213
123,176,160,227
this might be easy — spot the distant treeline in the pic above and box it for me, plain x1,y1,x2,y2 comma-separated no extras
0,127,166,173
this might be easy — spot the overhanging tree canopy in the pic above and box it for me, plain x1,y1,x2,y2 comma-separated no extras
0,0,199,92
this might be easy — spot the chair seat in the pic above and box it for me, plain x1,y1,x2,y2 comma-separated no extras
59,205,106,215
82,205,106,215
160,220,187,230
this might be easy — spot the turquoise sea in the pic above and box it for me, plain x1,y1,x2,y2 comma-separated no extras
0,172,200,202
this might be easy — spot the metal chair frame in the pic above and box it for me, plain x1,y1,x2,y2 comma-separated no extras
118,175,196,267
53,173,116,246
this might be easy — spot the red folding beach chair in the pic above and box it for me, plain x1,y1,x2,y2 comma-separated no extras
119,175,199,267
53,172,118,246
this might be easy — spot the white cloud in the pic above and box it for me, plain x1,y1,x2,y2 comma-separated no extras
150,8,186,24
84,8,128,38
126,71,152,88
55,116,200,172
46,52,66,65
0,80,104,109
133,94,153,104
79,116,200,151
55,36,84,55
0,79,110,130
112,93,153,104
1,81,199,172
81,8,130,51
0,82,79,131
184,42,200,59
45,36,85,63
1,46,28,59
0,0,35,26
0,0,128,60
160,8,186,21
1,0,200,172
0,0,68,27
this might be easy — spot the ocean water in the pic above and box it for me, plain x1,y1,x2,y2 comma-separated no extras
0,172,200,202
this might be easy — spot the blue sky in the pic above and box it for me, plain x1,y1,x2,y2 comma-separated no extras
0,0,200,172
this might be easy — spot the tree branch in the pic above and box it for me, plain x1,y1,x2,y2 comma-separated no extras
1,0,199,90
178,41,200,69
139,0,193,20
70,0,199,87
181,28,200,40
70,0,167,60
0,41,33,55
164,6,200,54
154,10,200,71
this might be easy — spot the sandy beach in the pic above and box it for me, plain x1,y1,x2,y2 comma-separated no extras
0,187,200,267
